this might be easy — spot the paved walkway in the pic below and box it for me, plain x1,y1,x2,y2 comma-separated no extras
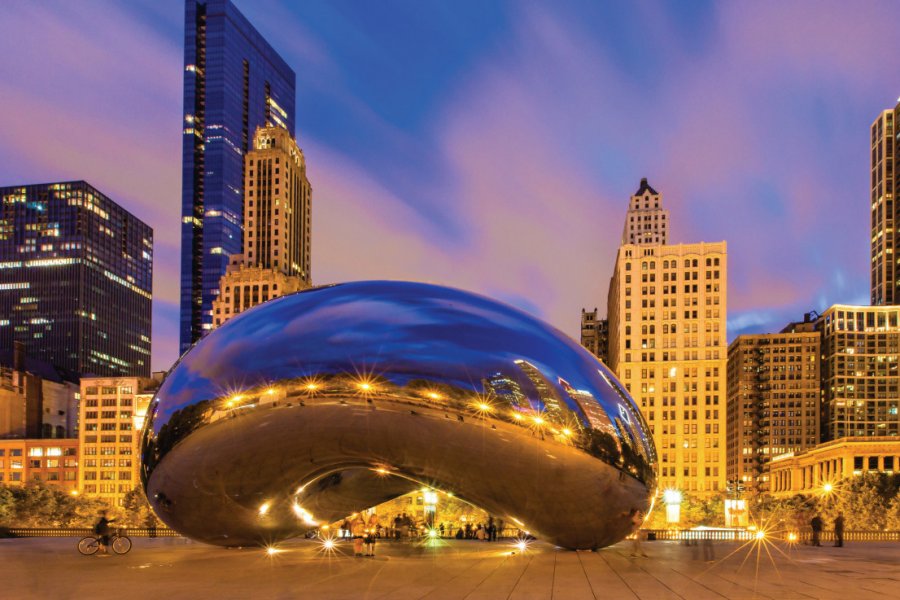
1,536,898,599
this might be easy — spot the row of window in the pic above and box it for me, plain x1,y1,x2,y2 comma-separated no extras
82,471,133,481
83,386,133,395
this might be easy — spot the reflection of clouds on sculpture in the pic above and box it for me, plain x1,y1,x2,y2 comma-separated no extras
141,281,657,550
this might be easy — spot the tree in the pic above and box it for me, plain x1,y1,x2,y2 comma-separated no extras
122,485,159,528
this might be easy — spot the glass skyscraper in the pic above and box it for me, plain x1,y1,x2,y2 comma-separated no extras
0,181,152,377
180,0,296,353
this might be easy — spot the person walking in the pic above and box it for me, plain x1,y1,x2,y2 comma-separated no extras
833,512,845,548
627,509,648,558
439,522,445,537
351,513,367,556
810,514,823,547
364,513,380,557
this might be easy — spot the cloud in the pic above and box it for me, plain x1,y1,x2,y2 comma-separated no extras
0,0,183,371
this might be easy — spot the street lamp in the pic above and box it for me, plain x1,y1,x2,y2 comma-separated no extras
423,490,438,530
663,489,682,525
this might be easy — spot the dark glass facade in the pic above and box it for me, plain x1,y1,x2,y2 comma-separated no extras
180,0,296,353
0,182,152,376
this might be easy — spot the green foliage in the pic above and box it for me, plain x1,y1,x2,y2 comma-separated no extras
644,492,727,529
0,482,156,528
122,485,159,528
753,474,900,532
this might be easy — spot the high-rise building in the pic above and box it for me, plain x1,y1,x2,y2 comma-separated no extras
180,0,296,352
78,377,158,507
607,180,727,494
871,108,896,306
580,308,609,364
622,178,669,246
211,126,311,327
725,315,820,494
818,305,900,440
0,182,152,376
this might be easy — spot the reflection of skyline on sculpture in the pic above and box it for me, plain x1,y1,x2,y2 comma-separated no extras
148,281,654,458
141,281,656,550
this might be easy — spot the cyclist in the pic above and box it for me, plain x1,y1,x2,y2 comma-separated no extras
93,510,116,556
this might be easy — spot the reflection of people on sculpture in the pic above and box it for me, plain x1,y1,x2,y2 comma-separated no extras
364,513,379,557
351,513,366,556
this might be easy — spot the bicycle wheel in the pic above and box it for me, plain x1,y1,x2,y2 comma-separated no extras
78,536,100,555
112,535,132,554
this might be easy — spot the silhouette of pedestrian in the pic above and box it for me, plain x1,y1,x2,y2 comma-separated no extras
702,536,715,562
626,508,648,558
810,514,823,547
833,512,845,548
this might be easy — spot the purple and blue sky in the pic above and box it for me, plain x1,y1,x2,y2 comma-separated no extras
1,0,898,371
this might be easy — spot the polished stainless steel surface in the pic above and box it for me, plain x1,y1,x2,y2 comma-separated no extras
141,281,657,549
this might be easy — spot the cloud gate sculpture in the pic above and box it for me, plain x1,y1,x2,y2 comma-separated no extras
141,281,657,549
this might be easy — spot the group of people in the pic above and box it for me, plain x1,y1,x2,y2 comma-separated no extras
451,517,504,541
810,512,845,547
344,513,380,557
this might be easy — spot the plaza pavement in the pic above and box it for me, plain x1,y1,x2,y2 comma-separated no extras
1,536,898,599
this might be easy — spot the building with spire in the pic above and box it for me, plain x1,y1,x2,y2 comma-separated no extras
622,177,669,246
212,126,311,327
607,178,727,495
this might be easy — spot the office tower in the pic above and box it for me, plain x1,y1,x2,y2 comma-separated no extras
818,305,900,439
0,182,152,376
725,315,820,494
622,178,669,246
0,438,78,492
871,108,896,305
580,308,608,364
607,180,727,494
180,0,296,351
78,377,158,507
212,126,310,327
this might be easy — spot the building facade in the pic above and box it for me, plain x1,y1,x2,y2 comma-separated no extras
78,377,157,507
818,305,900,440
769,437,900,497
180,0,296,352
871,108,896,306
0,181,152,376
0,438,78,491
0,343,79,439
608,241,727,494
622,178,669,246
726,316,820,494
212,259,307,327
211,126,311,327
580,308,608,364
607,181,727,496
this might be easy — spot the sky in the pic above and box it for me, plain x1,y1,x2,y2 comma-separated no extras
1,0,898,372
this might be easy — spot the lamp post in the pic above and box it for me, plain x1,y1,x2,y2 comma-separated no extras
423,490,438,532
663,489,683,526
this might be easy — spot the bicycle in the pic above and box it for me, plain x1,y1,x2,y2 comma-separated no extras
78,528,132,555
